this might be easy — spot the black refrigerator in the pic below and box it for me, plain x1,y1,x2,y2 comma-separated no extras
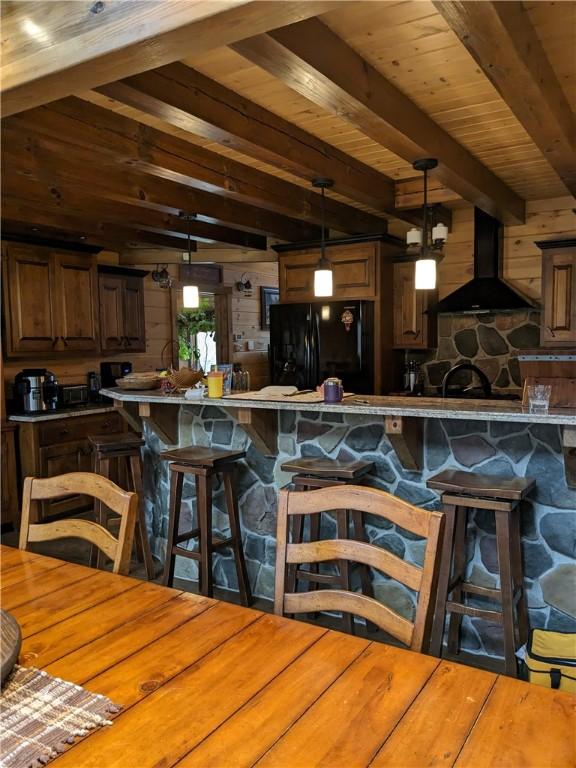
269,301,374,394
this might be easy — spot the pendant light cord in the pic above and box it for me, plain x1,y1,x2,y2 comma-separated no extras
321,186,326,263
422,166,428,257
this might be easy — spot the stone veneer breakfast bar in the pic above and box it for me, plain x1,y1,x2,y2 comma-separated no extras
103,388,576,662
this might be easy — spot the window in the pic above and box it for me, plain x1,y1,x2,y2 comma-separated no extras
177,295,217,372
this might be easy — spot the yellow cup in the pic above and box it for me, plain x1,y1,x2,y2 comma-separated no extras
207,372,224,398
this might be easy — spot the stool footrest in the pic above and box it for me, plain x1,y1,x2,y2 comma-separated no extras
441,493,516,513
448,579,501,601
175,529,200,544
446,601,503,623
171,536,234,556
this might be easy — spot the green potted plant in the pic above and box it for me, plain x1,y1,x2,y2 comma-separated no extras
177,304,216,371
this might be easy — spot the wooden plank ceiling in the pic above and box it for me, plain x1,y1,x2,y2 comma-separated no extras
1,0,574,255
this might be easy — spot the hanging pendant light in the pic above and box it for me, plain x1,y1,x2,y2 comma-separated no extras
180,213,200,308
312,178,334,297
407,158,448,290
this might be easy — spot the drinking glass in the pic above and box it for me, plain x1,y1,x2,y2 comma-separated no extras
212,364,233,395
527,384,552,414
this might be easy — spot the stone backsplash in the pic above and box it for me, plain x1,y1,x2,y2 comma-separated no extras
418,309,541,392
141,405,575,663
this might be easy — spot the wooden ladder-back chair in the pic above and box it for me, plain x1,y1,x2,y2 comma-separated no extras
275,485,444,652
19,472,138,576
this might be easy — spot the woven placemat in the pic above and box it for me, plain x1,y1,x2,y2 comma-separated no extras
0,666,121,768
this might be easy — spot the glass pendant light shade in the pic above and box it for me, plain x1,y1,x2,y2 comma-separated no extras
312,178,334,298
407,227,423,246
415,258,437,290
180,212,200,309
314,267,333,297
183,284,200,308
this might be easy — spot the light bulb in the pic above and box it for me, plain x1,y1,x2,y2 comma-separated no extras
183,285,200,308
314,268,333,297
415,259,436,290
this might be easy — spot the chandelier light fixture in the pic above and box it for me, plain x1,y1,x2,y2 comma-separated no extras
180,212,200,308
312,178,334,298
407,158,448,290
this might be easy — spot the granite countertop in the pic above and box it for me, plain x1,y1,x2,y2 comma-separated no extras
100,388,576,426
8,405,117,423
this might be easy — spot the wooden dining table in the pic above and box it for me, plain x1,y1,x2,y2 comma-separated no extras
1,543,574,768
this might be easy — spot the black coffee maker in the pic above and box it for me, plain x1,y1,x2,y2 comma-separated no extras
99,361,132,401
14,369,59,413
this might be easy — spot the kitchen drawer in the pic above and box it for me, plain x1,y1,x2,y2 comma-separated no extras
38,412,122,446
39,438,94,517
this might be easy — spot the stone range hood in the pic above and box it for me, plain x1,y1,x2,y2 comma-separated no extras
434,208,538,315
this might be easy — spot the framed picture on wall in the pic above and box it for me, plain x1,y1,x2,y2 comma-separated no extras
260,286,279,330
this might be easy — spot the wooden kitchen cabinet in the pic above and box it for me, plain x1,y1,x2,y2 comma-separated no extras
99,271,146,353
1,422,19,527
2,242,99,357
538,239,576,347
278,241,378,303
17,410,125,518
393,261,437,349
274,235,404,393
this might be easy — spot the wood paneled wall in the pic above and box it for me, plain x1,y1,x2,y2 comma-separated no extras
438,196,576,301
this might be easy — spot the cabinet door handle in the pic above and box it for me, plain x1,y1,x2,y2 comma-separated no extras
59,428,69,437
547,326,556,337
123,335,132,347
51,337,58,347
61,336,69,347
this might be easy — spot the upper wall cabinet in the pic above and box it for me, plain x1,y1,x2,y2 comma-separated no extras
538,240,576,348
99,271,146,353
278,242,378,303
392,261,437,349
2,243,99,358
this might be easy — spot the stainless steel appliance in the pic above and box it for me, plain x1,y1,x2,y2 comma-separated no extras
59,384,89,408
14,369,59,413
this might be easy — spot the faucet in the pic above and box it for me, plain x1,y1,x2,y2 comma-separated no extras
441,363,492,398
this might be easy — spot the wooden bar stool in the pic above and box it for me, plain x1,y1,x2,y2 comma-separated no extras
88,432,156,580
161,446,252,606
280,457,374,634
427,468,535,677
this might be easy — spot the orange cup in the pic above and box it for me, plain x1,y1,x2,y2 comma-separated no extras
207,371,224,398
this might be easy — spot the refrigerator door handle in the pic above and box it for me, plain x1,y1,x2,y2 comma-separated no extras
311,311,320,387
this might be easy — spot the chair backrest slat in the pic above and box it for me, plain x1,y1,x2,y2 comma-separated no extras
275,485,444,651
19,472,138,575
284,590,414,647
284,485,434,538
287,540,423,592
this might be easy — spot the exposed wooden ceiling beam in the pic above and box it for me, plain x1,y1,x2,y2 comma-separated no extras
2,128,319,242
433,1,576,195
119,248,278,265
1,189,269,251
2,220,122,253
96,63,402,216
231,18,526,224
395,178,460,210
1,1,340,116
6,98,388,235
1,210,194,252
